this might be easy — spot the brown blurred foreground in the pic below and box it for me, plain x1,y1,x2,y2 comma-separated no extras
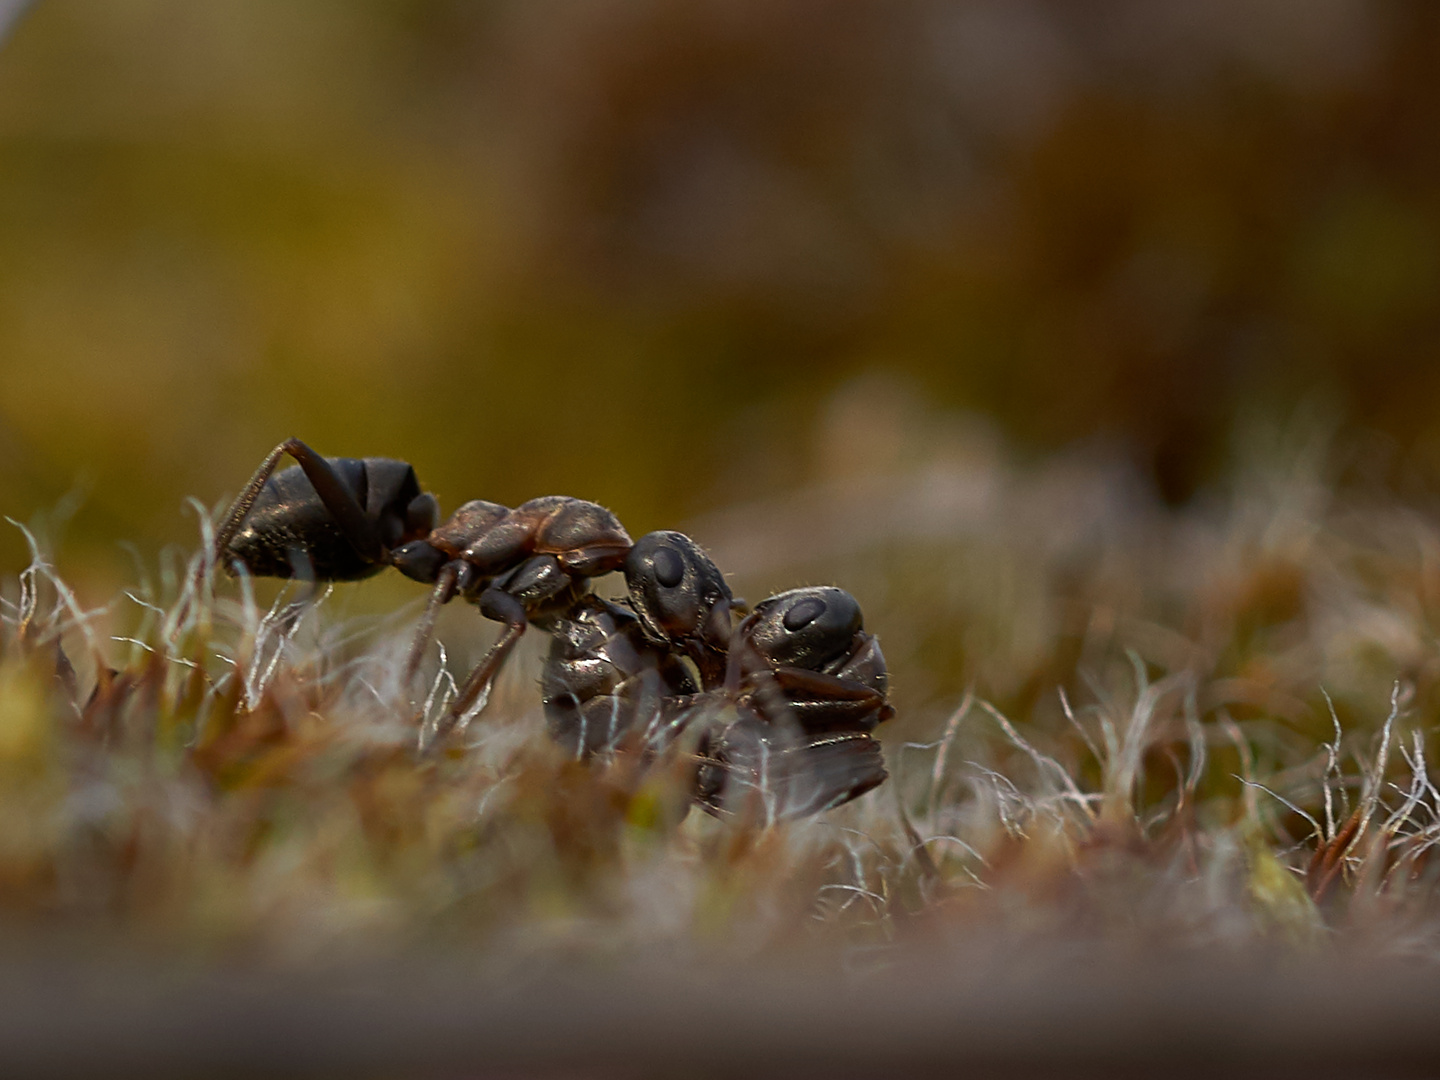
2,947,1438,1078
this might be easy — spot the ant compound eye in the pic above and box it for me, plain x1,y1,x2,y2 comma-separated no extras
652,545,685,588
782,595,827,631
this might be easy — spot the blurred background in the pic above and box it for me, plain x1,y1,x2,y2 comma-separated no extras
2,0,1439,734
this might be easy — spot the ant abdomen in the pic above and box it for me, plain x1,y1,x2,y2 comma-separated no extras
226,456,433,580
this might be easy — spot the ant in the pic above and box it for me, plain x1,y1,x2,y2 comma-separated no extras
209,439,631,742
541,533,891,819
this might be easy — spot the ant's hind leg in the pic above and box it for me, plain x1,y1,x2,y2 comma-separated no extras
270,549,325,636
211,438,382,572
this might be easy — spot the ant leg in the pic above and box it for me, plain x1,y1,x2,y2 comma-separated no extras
752,666,893,732
211,440,301,570
425,589,528,752
211,438,382,573
401,560,461,688
272,548,323,636
764,667,886,704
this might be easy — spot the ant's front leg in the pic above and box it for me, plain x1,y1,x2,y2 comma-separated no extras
211,438,382,573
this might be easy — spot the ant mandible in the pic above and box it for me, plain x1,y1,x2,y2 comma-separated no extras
209,439,632,744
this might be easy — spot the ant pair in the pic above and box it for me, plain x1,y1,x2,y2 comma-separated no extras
209,440,891,818
542,533,892,819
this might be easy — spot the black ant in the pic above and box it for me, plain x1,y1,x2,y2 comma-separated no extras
209,439,631,742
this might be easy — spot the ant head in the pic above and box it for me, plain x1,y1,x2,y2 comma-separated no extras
744,587,863,671
625,531,734,651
